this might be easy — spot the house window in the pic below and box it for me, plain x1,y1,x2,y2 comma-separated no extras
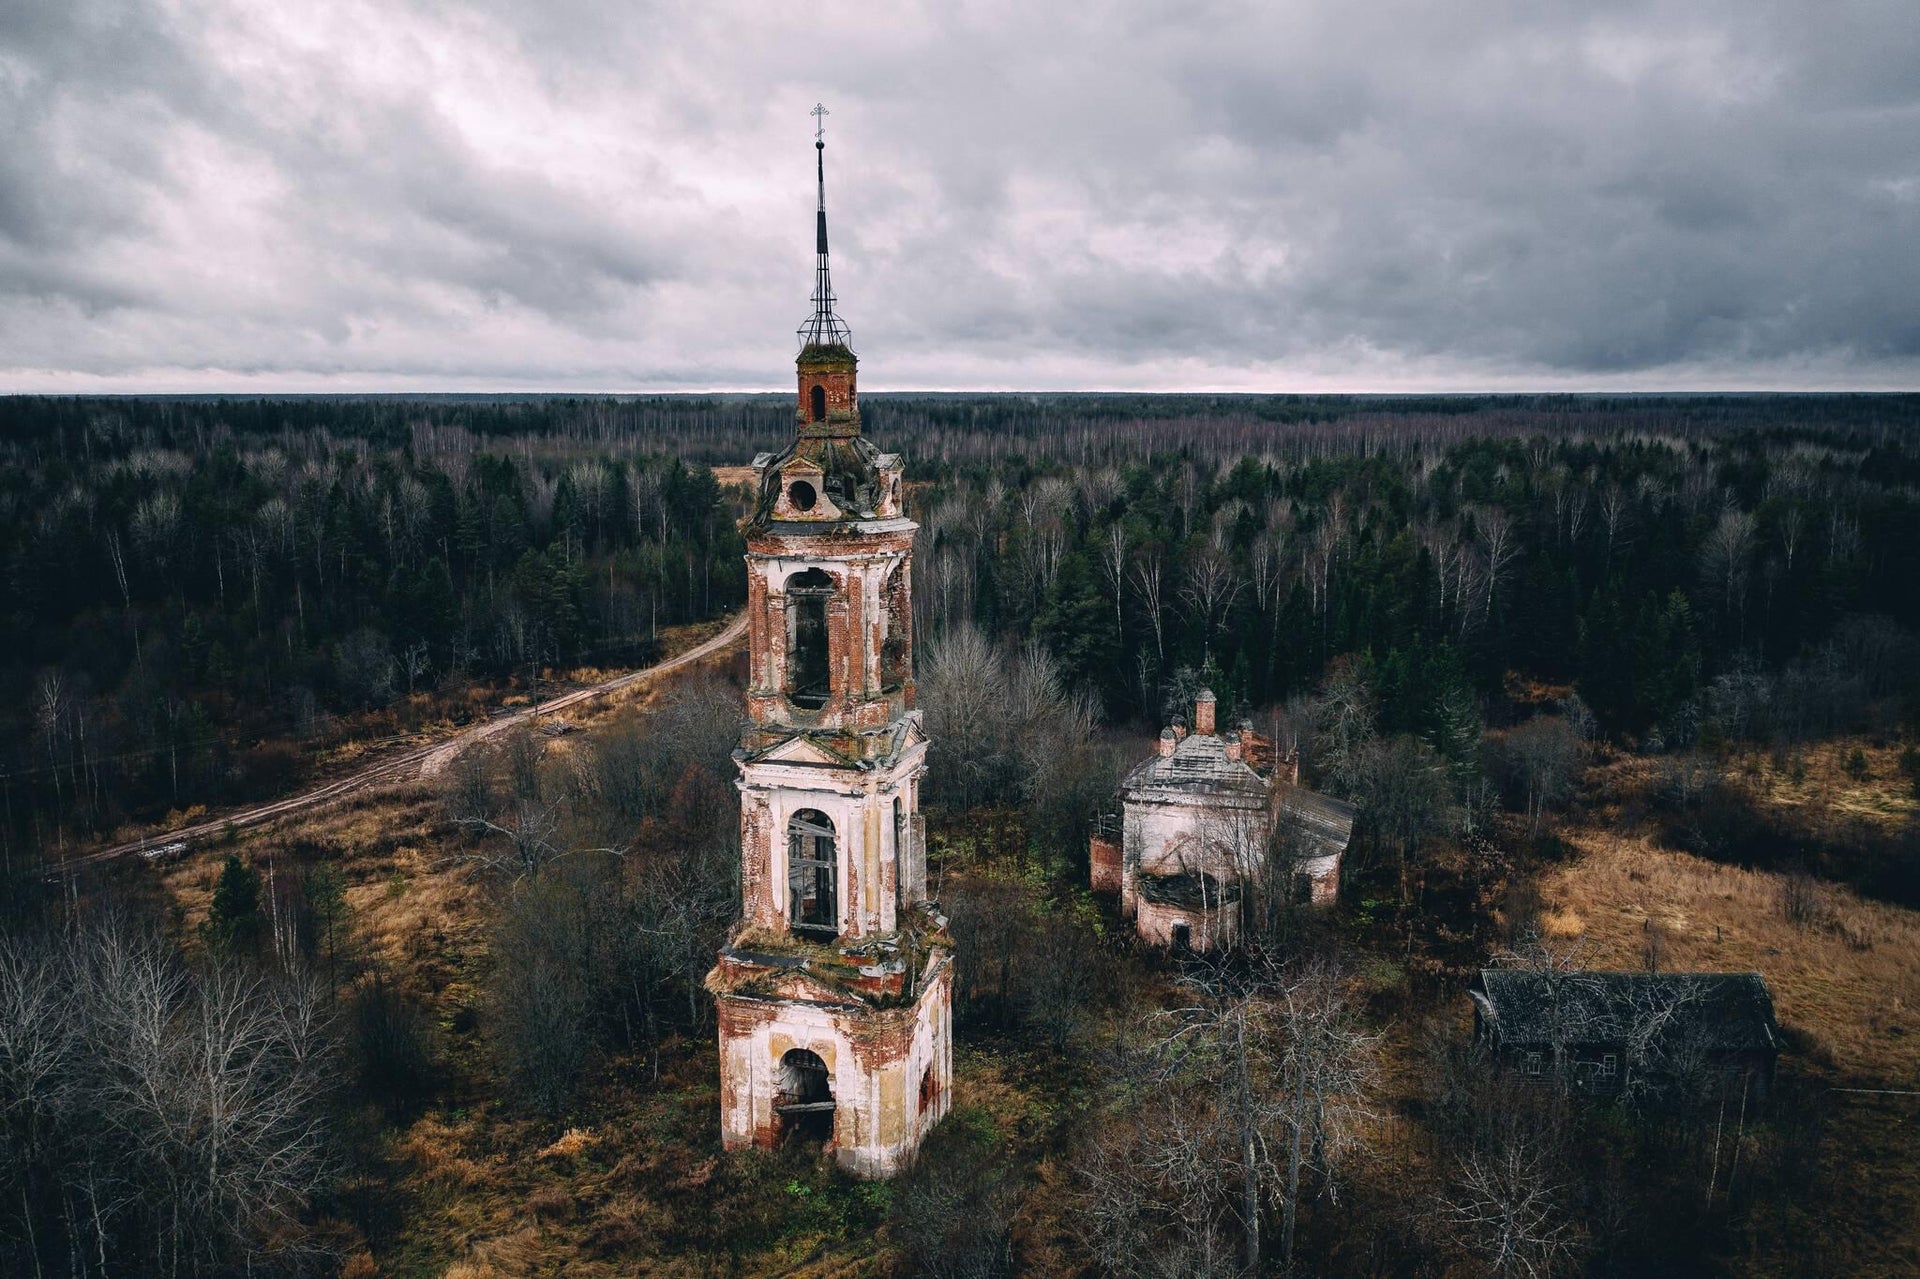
788,809,838,937
1602,1053,1618,1079
811,384,827,421
1525,1052,1543,1077
918,1065,936,1116
1170,921,1191,953
786,568,832,708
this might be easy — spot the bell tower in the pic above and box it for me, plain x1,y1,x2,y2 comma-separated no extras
705,107,952,1178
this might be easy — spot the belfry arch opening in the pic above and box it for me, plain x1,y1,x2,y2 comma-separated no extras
775,1048,834,1144
880,560,909,690
810,383,827,422
787,808,838,937
786,568,833,708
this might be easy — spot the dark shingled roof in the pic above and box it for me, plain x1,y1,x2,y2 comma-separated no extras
1472,969,1779,1052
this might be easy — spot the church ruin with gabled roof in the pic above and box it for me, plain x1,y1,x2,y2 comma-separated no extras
1092,688,1356,951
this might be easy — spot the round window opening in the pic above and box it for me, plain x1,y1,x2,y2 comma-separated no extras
788,480,817,512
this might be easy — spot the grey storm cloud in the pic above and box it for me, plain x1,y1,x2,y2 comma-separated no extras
0,0,1916,391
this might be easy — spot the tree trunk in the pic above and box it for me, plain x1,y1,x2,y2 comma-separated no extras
1236,1013,1261,1274
1282,1056,1309,1275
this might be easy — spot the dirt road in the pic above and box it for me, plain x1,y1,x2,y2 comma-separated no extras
67,611,749,871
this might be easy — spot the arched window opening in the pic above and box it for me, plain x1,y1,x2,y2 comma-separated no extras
879,562,908,690
786,568,832,708
918,1065,936,1115
776,1048,834,1144
893,796,906,911
787,808,838,937
810,384,827,422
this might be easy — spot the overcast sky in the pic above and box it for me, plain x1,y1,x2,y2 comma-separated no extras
2,1,1916,392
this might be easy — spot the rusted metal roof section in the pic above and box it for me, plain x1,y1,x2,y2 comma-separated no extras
1121,730,1269,799
749,431,897,530
1273,785,1358,864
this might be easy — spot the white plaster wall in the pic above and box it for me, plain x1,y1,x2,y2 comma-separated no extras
741,746,925,941
1136,897,1238,950
717,965,953,1178
1300,852,1342,905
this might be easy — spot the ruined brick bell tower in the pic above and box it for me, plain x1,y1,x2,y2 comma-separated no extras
704,106,952,1178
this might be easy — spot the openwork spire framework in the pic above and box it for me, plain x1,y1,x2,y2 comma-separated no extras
797,103,853,352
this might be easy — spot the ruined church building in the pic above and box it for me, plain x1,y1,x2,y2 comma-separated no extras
1093,689,1356,951
704,112,953,1177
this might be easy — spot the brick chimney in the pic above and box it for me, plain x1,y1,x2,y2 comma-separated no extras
1224,731,1242,762
1195,688,1216,736
1158,728,1178,757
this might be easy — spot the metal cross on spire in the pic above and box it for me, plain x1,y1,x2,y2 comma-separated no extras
797,103,853,351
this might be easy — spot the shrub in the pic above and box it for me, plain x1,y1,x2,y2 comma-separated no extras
347,973,437,1118
1777,866,1821,929
1842,747,1871,783
889,1110,1016,1279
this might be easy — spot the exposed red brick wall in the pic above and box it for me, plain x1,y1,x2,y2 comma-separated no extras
1089,833,1122,894
797,365,857,424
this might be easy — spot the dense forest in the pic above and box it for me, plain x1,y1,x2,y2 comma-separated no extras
2,393,1919,1277
4,393,1915,868
0,398,746,861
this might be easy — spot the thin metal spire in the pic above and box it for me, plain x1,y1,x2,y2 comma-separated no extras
797,103,852,351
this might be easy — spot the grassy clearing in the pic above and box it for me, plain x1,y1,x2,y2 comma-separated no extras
1540,829,1920,1278
1540,830,1919,1081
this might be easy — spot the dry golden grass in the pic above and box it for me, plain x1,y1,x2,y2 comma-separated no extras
1733,739,1919,836
538,1127,598,1161
440,1262,511,1279
1541,828,1919,1082
709,464,758,490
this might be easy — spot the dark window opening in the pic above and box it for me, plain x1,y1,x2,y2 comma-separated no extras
776,1048,834,1144
880,563,908,689
893,796,908,911
1292,873,1313,905
788,480,817,512
787,568,832,708
810,384,827,421
788,808,838,937
918,1065,936,1115
1170,922,1191,953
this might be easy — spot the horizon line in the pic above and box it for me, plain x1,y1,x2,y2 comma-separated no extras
6,385,1920,399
